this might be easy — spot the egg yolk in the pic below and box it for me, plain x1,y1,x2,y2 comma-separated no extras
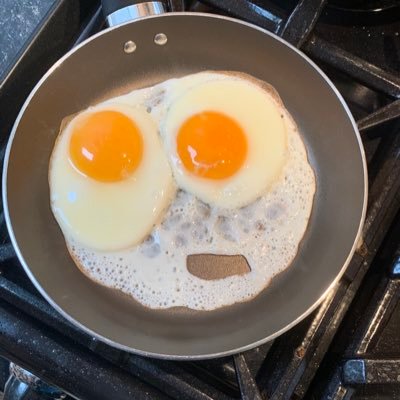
69,110,143,182
177,111,247,180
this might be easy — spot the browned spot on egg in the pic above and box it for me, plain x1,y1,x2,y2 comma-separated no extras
187,254,250,280
255,221,266,231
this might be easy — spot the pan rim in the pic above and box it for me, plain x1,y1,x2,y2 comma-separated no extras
2,12,368,360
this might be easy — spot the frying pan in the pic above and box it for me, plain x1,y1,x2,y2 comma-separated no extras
2,0,367,359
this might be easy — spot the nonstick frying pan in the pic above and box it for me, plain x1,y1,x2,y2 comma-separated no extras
2,0,367,359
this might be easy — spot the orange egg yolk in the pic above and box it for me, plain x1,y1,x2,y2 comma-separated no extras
177,111,247,180
69,110,143,182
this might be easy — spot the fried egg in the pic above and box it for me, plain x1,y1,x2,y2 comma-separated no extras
54,71,316,311
49,103,176,251
162,76,287,208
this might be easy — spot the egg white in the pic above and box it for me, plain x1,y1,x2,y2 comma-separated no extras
69,103,315,310
63,72,316,311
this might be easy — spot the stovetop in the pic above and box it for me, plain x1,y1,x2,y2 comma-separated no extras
0,1,399,399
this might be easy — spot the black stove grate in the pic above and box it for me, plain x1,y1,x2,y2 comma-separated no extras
0,1,400,399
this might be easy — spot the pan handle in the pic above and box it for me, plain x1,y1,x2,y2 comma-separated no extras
102,0,169,27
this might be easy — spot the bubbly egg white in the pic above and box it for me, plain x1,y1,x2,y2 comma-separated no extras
66,72,316,310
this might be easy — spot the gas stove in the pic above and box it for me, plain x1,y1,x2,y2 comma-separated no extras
0,1,399,399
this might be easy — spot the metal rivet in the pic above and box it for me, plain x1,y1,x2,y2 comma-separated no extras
124,40,136,53
154,33,168,45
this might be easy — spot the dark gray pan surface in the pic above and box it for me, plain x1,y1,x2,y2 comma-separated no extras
3,14,367,359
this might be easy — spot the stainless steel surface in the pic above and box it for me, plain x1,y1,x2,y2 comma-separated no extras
8,363,40,387
5,363,66,399
3,13,367,359
106,2,166,27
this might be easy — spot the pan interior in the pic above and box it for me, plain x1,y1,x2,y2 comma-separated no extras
5,14,366,358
